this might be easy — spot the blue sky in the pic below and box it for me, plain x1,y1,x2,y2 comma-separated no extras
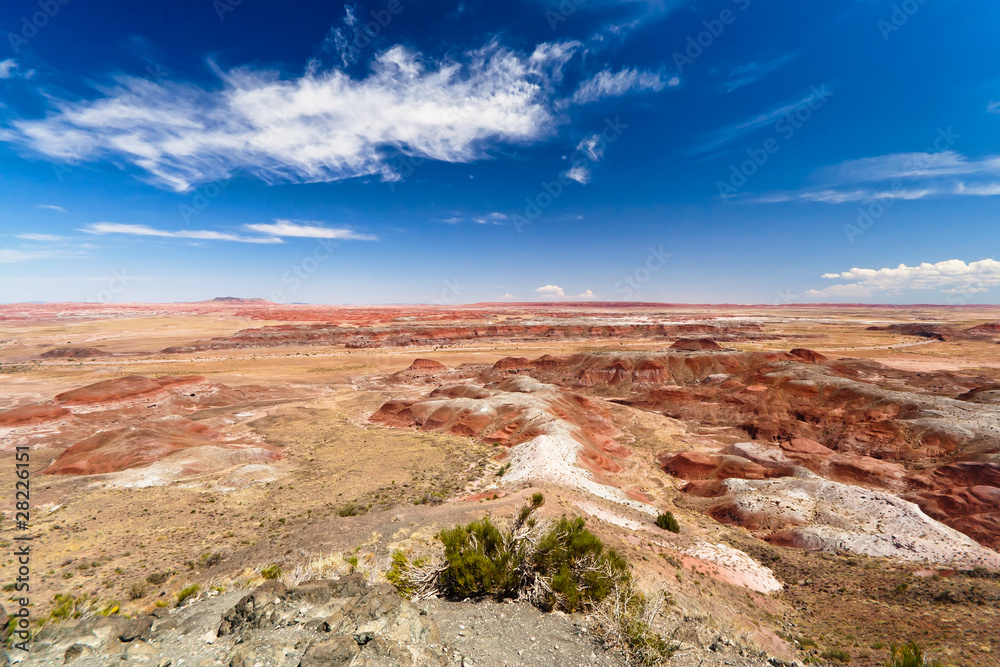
1,0,999,304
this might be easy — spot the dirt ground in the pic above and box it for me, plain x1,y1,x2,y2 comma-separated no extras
2,303,1000,666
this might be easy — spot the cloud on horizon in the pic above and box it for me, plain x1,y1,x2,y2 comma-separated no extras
534,284,565,297
807,259,1000,298
16,233,66,242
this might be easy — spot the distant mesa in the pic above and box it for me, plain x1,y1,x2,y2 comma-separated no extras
407,358,447,372
40,346,109,359
204,297,271,304
670,338,722,351
866,323,948,340
967,321,1000,334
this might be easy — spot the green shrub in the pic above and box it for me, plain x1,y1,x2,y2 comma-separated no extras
438,516,521,599
260,564,281,580
146,571,169,586
97,602,120,617
338,502,364,517
822,648,851,663
48,593,89,622
128,582,147,600
434,496,629,613
655,512,680,533
387,551,417,597
176,584,200,604
884,642,942,667
533,517,628,612
199,552,224,568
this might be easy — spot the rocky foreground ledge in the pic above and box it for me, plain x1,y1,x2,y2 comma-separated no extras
3,574,793,667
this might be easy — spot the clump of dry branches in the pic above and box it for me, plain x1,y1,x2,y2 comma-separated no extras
592,574,676,666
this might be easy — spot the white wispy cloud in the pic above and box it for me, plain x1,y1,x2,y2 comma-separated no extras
440,212,508,225
686,86,832,156
563,165,591,184
814,150,1000,184
0,248,78,263
16,233,65,242
754,187,937,204
37,204,67,212
807,259,1000,297
716,53,796,93
569,67,674,105
244,220,376,240
1,41,614,192
534,284,565,297
472,212,508,225
955,181,1000,196
81,222,284,244
576,134,604,161
0,59,19,79
542,0,685,35
755,149,1000,204
576,289,597,298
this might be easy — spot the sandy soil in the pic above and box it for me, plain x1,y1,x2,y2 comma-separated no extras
2,302,1000,666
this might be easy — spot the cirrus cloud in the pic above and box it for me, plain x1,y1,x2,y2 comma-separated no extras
568,67,675,105
244,220,377,240
0,40,668,193
81,222,284,244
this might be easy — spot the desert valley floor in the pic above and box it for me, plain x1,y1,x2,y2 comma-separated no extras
2,301,1000,666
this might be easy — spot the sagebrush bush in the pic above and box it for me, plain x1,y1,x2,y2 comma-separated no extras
438,516,522,599
338,502,364,517
388,494,675,664
655,512,679,533
387,550,429,597
260,564,282,580
128,582,147,600
822,648,851,663
884,642,941,667
533,516,628,612
432,494,632,613
146,571,169,585
176,584,200,604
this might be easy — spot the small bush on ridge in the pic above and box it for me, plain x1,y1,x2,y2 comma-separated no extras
655,512,679,533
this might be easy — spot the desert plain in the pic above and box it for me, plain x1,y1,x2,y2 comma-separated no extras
2,299,1000,666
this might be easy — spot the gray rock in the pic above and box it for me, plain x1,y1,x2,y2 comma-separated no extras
298,636,360,666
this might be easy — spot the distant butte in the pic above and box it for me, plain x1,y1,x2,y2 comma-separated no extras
203,296,272,304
